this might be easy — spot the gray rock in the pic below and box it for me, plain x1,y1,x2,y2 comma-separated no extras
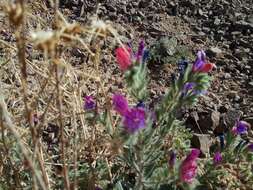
198,111,221,132
225,109,242,128
209,47,222,57
191,134,212,157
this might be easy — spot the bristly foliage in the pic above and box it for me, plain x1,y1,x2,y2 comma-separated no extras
105,45,215,189
124,62,148,101
149,37,194,65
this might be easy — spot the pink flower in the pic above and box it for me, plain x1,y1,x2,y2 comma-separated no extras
180,149,200,183
115,46,132,71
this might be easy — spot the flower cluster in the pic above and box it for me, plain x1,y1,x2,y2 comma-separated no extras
192,50,216,73
179,50,215,101
180,149,200,183
232,120,250,135
112,94,146,133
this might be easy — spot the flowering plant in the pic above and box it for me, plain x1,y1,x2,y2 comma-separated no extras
103,44,217,189
1,4,252,189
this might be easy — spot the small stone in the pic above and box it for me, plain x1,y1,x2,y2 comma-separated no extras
219,105,229,113
207,47,222,57
224,73,231,79
198,9,204,16
234,95,241,102
198,111,220,132
214,17,221,25
231,31,241,35
225,109,242,128
249,81,253,87
244,117,253,127
227,91,237,99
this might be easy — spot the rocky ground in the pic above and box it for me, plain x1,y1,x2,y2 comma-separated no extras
54,0,253,153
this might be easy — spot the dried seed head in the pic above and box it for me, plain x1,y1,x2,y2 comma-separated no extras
90,19,112,36
63,23,81,35
5,3,23,27
61,23,81,41
30,30,57,54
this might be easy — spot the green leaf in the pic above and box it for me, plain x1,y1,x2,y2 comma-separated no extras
114,181,124,190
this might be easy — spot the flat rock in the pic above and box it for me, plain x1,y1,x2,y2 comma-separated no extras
198,111,221,132
191,134,212,157
207,47,222,57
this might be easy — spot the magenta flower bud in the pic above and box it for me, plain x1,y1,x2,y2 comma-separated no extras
179,149,200,183
185,148,200,162
112,94,129,116
213,152,222,165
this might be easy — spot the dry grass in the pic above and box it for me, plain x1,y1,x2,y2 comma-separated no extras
0,0,128,189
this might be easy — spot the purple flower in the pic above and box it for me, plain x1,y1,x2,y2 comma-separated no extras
192,50,216,73
169,151,176,168
112,94,129,116
136,100,145,108
180,149,200,183
123,108,146,133
193,50,206,71
183,82,195,92
197,50,206,61
142,49,149,63
136,40,145,62
84,96,96,110
248,143,253,151
181,82,195,97
233,121,250,135
95,187,102,190
213,152,222,165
